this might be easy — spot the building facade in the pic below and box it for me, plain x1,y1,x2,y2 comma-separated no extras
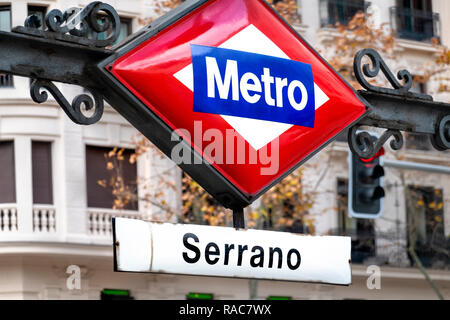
0,0,449,299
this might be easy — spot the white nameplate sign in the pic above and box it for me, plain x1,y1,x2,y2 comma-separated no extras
113,218,351,285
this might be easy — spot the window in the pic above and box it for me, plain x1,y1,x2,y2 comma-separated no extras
400,0,432,11
320,0,368,28
255,173,309,233
28,5,47,30
101,289,133,300
0,6,11,32
0,6,13,88
181,171,223,225
261,205,307,233
97,17,132,45
32,141,53,204
407,186,448,268
405,133,431,151
411,76,427,95
117,18,132,43
0,73,13,87
404,78,432,151
390,0,440,42
0,141,15,203
86,146,138,210
281,201,307,234
336,179,376,263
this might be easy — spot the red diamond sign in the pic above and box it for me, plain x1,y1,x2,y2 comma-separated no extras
97,0,369,209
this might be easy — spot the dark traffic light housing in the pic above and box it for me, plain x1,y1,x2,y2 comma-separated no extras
348,137,385,219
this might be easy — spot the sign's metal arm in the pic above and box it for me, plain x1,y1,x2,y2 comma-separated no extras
0,30,110,87
30,79,104,125
349,48,450,158
0,2,119,125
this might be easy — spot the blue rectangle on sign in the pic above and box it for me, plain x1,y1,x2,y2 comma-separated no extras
191,45,315,127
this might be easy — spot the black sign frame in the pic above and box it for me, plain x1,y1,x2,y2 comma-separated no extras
93,0,370,210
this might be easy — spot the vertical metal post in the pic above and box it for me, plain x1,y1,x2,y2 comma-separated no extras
232,207,245,229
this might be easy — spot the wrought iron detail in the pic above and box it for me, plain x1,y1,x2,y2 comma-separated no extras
348,125,404,159
22,1,120,48
354,48,432,101
349,48,450,155
24,15,42,29
431,115,450,151
30,79,104,125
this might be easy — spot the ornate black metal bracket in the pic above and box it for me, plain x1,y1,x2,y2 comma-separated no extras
19,1,120,48
8,2,119,126
350,49,450,159
354,48,432,101
348,126,403,159
30,79,104,125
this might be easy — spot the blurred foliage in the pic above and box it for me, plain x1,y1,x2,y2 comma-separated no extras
322,11,395,88
138,0,300,25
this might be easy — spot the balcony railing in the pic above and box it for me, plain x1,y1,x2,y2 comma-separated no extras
0,204,144,241
0,204,57,234
33,204,56,233
88,208,143,239
390,7,440,43
0,204,18,232
320,0,370,28
0,73,13,87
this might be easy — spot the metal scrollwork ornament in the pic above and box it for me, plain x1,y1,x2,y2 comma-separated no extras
354,48,432,101
348,125,404,159
22,2,111,125
30,79,104,125
24,1,120,48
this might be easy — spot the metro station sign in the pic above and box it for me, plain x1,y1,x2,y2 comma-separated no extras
113,218,352,285
97,0,369,209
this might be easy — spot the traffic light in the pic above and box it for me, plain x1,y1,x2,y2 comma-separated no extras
348,140,385,219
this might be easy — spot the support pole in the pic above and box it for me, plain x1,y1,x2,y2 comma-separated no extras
232,207,245,229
